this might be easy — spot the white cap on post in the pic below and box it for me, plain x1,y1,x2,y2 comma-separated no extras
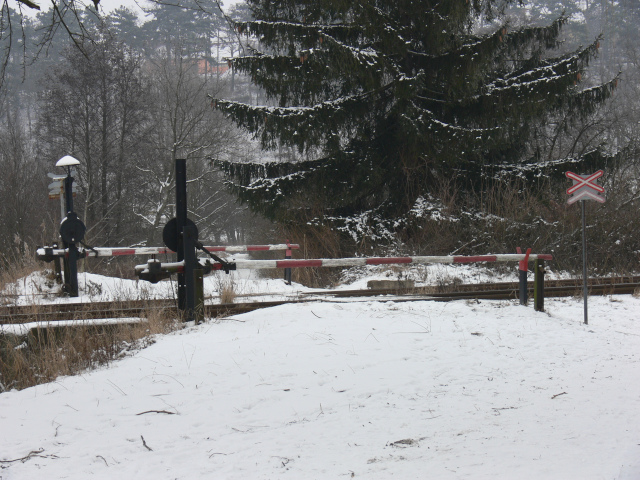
56,155,81,167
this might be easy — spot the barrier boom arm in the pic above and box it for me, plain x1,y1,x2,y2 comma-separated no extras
134,253,553,275
37,244,299,259
228,254,553,269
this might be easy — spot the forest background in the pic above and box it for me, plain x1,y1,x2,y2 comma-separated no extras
1,0,640,285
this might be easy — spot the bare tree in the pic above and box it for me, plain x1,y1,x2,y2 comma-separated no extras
37,29,149,246
134,45,244,246
0,106,50,263
0,0,105,90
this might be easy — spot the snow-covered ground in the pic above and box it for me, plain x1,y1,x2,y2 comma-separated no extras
1,265,639,479
1,258,553,306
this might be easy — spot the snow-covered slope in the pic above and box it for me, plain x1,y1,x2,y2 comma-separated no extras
1,270,639,478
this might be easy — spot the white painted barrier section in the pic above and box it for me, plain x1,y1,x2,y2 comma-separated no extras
37,244,300,258
135,253,553,274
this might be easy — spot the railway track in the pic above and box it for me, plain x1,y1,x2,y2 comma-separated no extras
316,276,640,299
1,276,639,326
0,300,285,325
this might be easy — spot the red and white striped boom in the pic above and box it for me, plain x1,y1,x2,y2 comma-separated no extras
37,244,299,258
135,253,553,275
237,253,553,269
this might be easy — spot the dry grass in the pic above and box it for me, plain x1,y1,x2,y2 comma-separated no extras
0,255,44,305
280,224,348,288
219,278,237,304
0,302,181,392
0,258,186,393
399,177,640,275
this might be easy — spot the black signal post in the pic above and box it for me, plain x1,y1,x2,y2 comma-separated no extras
56,156,84,297
164,158,202,322
175,158,188,312
153,159,236,322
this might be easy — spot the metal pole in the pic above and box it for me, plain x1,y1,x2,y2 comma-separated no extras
57,188,65,285
64,173,74,213
284,240,292,285
581,200,588,325
534,259,545,312
63,170,78,297
67,246,79,297
59,186,65,224
517,247,530,305
183,224,197,322
175,159,187,312
519,268,527,305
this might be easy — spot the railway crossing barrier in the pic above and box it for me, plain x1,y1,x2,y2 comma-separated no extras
134,253,553,314
36,157,298,316
37,157,553,322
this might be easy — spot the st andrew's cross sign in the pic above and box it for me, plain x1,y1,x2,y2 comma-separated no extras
566,170,605,204
565,169,605,326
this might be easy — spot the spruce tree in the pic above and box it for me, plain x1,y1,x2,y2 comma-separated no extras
213,0,618,237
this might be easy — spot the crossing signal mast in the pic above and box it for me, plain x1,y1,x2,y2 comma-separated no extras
566,170,606,325
152,158,235,322
56,155,85,297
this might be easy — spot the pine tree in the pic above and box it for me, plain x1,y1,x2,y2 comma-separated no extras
213,0,618,237
141,0,226,60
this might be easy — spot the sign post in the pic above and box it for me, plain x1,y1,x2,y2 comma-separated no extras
48,172,77,229
566,170,605,325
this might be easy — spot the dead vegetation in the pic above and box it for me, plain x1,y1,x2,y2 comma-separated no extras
0,302,181,392
216,276,238,304
276,175,640,285
0,254,44,305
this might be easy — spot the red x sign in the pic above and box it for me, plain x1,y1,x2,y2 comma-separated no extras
566,170,605,204
566,170,604,195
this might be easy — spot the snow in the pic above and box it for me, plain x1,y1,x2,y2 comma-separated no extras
2,257,317,306
2,266,640,479
0,317,145,337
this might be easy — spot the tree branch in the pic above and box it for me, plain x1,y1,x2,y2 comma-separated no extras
15,0,40,9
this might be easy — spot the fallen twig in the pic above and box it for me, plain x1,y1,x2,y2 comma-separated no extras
615,331,640,336
208,452,228,458
552,392,568,399
492,406,519,415
136,410,176,416
141,435,153,451
0,448,55,464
